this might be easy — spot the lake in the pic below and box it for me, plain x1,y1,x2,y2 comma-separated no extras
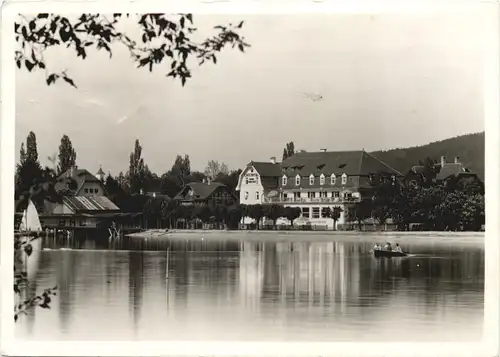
15,232,484,342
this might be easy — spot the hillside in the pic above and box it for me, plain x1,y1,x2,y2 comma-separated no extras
370,132,485,180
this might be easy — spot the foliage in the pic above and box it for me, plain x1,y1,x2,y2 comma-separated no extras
263,204,283,228
246,204,265,229
282,141,295,161
57,134,77,175
204,160,229,181
14,236,58,322
15,13,250,87
321,206,343,230
367,163,485,231
127,139,146,194
283,206,301,226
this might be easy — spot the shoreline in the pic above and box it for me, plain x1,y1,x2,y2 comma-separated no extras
126,229,485,245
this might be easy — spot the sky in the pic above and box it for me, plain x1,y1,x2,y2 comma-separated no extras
15,12,486,176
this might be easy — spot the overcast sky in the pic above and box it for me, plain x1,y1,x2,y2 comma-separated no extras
15,12,485,176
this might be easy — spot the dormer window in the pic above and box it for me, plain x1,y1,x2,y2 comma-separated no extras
309,174,315,185
330,174,336,185
320,174,325,185
295,175,301,186
341,173,347,185
282,175,287,186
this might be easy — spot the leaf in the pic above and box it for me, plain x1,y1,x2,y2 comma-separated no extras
23,244,33,257
37,13,49,19
24,60,34,72
46,74,57,85
16,60,21,69
237,20,244,29
29,20,36,31
186,14,193,23
38,62,45,69
14,314,18,322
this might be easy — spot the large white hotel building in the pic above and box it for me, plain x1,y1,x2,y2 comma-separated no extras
236,149,401,230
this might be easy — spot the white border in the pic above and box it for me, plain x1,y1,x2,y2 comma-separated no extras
1,1,498,356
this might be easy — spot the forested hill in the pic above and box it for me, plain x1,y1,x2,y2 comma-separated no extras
370,132,485,180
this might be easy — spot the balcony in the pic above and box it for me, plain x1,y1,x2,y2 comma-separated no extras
263,196,361,204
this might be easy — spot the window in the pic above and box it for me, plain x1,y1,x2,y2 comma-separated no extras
312,207,320,219
95,189,99,194
308,192,315,199
245,177,249,185
333,191,340,198
282,175,287,186
84,188,89,193
331,174,336,185
341,173,347,185
309,174,315,185
244,192,249,200
58,220,66,227
320,174,325,185
302,207,310,218
320,191,327,198
294,192,301,199
70,220,76,227
256,192,260,200
295,175,301,186
79,220,87,227
246,175,257,184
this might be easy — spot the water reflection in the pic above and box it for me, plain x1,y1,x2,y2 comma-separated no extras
16,235,484,342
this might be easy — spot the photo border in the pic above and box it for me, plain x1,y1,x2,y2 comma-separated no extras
1,0,498,356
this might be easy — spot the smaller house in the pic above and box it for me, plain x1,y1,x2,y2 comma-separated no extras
55,165,107,196
173,180,236,207
406,156,483,193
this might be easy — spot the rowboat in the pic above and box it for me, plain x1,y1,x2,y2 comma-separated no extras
374,249,407,258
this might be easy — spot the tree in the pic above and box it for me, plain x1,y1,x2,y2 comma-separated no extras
346,200,372,231
57,134,77,174
226,204,243,229
263,204,284,229
284,206,301,227
104,173,125,200
282,141,295,161
16,14,250,87
215,169,241,194
247,204,264,230
204,160,229,181
15,132,44,205
321,206,343,230
127,139,146,194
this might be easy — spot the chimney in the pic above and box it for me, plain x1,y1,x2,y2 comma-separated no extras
440,156,446,166
320,148,327,152
270,157,276,164
454,156,460,164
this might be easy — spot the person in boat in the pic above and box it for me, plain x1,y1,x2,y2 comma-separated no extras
373,243,382,251
393,243,403,253
383,242,392,251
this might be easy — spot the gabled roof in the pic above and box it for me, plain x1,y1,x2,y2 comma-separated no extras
410,162,473,181
55,167,104,195
174,182,227,201
248,161,282,177
62,196,120,212
281,150,402,177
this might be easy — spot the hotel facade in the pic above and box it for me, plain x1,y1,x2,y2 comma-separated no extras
236,150,401,229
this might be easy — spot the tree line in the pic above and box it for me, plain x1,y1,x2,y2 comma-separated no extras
346,161,485,231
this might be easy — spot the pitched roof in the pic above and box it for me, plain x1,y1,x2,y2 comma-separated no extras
249,161,282,177
174,182,227,201
62,196,120,212
410,162,473,181
55,167,103,194
281,150,402,177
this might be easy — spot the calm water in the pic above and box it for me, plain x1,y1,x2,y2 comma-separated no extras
15,233,484,342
